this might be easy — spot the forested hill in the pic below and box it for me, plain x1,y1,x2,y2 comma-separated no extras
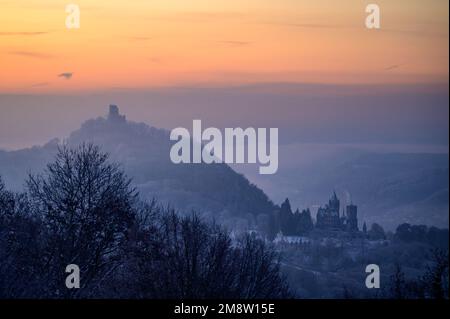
0,107,275,225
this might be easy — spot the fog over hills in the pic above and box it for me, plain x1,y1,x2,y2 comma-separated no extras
0,105,448,231
0,106,275,231
236,147,448,230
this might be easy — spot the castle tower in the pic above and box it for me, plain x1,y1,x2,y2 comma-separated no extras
316,192,342,230
345,204,358,232
328,191,340,216
108,104,126,123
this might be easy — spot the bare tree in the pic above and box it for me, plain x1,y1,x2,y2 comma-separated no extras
0,176,43,298
2,148,292,299
389,263,406,299
26,144,137,297
232,234,291,298
122,210,291,299
422,249,449,299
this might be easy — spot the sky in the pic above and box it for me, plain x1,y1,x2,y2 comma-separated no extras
0,0,448,92
0,0,448,149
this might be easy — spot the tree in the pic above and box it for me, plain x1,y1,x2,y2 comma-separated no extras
0,176,12,211
368,223,386,240
422,249,449,299
1,146,293,299
26,144,137,297
0,176,43,298
296,209,314,235
395,223,413,242
411,225,428,242
233,233,291,298
278,198,295,236
118,210,291,299
389,263,406,299
427,227,449,249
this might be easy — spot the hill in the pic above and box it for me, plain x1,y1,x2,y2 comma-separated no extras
0,106,275,230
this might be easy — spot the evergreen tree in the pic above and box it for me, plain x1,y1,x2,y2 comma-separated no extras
279,198,295,235
296,209,314,235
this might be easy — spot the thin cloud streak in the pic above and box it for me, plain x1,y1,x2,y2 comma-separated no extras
9,51,53,59
126,36,153,41
58,73,73,80
29,82,50,88
0,31,50,36
384,64,402,71
219,40,252,47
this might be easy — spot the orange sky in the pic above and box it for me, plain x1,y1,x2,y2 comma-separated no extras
0,0,448,93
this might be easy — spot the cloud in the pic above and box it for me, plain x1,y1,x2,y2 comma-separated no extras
384,64,402,71
178,11,248,21
219,40,251,47
381,28,448,39
148,57,162,64
9,51,53,59
0,31,50,36
58,72,73,80
127,36,153,41
263,21,343,29
281,23,340,29
29,82,50,88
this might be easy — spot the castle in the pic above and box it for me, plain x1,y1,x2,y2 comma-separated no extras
108,104,126,123
273,192,359,238
316,192,358,232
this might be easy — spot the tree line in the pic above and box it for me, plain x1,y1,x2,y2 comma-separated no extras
0,144,290,298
